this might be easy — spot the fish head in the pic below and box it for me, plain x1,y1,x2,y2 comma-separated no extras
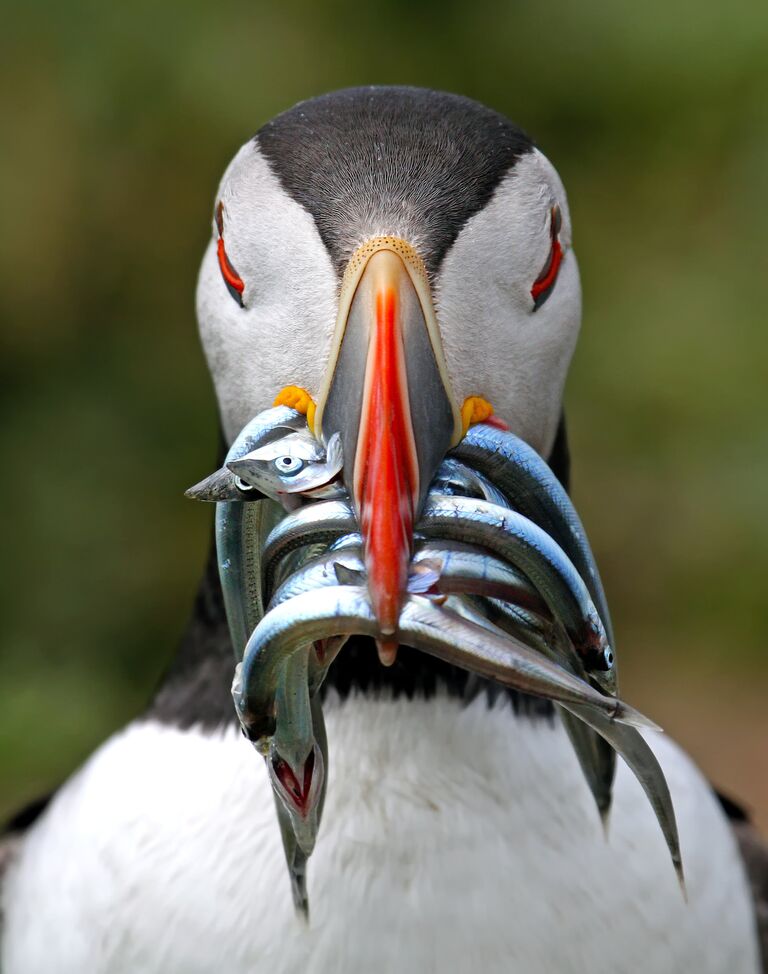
227,431,343,506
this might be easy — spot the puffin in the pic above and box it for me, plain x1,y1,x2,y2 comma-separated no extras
1,86,765,974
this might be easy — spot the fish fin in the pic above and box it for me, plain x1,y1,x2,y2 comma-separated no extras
325,431,344,472
273,796,311,918
613,702,663,732
407,558,444,594
563,703,684,894
557,705,615,827
333,563,365,585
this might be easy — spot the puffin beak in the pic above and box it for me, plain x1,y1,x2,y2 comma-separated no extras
315,238,461,664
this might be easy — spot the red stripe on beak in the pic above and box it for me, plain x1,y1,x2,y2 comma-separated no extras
354,269,420,664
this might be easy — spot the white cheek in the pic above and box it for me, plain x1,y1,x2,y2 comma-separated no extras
196,144,338,444
436,151,581,457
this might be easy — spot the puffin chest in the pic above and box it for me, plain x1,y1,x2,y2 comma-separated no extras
3,694,757,974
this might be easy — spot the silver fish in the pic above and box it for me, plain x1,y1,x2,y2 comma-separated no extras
412,541,549,617
216,498,284,659
270,550,364,608
327,532,364,552
271,542,546,622
228,431,344,509
231,654,327,917
210,412,330,904
446,598,681,887
433,475,617,824
451,423,614,647
260,499,356,600
479,598,615,824
418,494,617,694
432,457,510,508
563,699,685,892
185,406,306,503
234,586,654,748
269,553,359,695
268,649,325,858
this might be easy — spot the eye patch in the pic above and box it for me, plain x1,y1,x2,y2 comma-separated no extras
215,201,245,307
531,205,563,311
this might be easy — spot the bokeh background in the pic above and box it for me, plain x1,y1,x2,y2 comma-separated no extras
1,0,766,829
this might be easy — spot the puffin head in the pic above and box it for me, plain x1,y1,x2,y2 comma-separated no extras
196,85,581,661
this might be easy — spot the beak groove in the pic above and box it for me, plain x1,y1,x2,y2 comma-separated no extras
316,238,460,654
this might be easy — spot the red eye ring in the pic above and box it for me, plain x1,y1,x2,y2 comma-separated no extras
531,205,563,310
215,201,245,307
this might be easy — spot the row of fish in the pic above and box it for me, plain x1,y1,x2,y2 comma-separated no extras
187,406,683,915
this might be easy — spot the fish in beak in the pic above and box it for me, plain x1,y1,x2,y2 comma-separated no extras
315,238,462,664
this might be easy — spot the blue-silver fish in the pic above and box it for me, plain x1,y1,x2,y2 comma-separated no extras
234,586,651,747
451,423,614,646
185,406,306,503
418,493,617,693
196,407,330,912
447,596,682,889
227,430,344,510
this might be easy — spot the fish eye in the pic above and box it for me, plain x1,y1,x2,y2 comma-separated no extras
530,204,563,311
274,455,304,476
234,476,256,492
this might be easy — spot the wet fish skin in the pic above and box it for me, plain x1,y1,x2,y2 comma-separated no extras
272,798,310,917
237,586,651,747
228,431,343,504
418,493,616,693
216,498,284,660
208,410,332,892
450,597,679,881
237,586,378,742
424,483,617,820
412,541,549,617
267,539,555,699
328,532,363,552
185,406,305,502
268,649,325,857
432,457,510,508
562,701,684,892
452,424,614,646
269,555,361,694
217,499,328,869
399,598,647,726
479,597,616,824
207,407,642,907
270,550,365,608
270,540,547,630
270,690,329,918
260,499,356,600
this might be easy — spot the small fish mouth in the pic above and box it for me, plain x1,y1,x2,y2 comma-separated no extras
268,743,324,854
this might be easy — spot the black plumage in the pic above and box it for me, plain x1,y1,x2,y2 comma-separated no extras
257,86,534,276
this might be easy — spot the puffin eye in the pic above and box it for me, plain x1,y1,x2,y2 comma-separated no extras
530,205,563,311
274,455,304,476
215,202,245,308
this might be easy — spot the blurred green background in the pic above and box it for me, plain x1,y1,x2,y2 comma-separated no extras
1,0,766,829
